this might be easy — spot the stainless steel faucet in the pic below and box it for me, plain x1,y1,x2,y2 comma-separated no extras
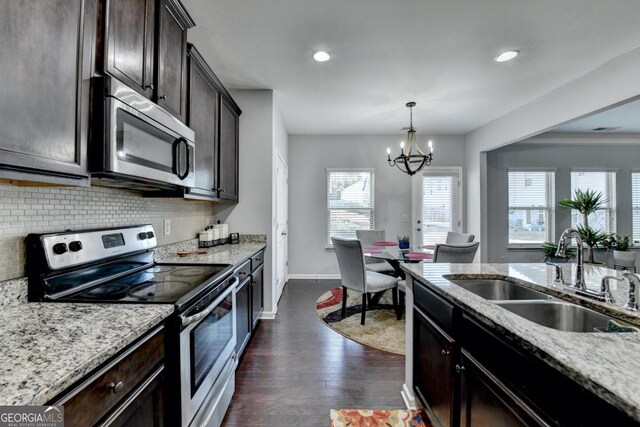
598,276,625,304
622,271,639,311
555,228,586,291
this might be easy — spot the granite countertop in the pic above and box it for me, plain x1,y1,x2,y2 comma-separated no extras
156,242,266,266
401,262,640,422
0,302,173,406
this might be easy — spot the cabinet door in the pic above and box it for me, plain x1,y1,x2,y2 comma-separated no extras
101,366,166,427
251,265,264,328
459,351,549,427
0,0,91,183
186,46,219,199
156,0,192,121
235,278,251,357
218,95,240,202
105,0,156,98
413,307,456,427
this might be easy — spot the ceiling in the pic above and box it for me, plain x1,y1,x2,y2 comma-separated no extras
184,0,640,135
551,98,640,134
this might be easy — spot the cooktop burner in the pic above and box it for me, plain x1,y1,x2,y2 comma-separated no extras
128,280,194,301
83,284,130,300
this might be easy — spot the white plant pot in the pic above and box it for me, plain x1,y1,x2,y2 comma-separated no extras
613,250,637,267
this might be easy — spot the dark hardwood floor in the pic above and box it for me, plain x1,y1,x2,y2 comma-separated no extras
222,279,406,426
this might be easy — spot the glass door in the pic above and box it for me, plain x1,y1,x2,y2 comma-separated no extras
412,169,462,248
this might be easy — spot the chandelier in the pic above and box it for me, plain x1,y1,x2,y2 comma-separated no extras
387,102,433,176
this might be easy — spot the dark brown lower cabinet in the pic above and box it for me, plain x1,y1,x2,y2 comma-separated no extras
251,264,264,328
413,307,457,427
458,351,548,427
235,276,252,356
53,326,166,426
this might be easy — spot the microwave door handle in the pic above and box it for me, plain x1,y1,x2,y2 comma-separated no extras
180,276,239,327
172,138,183,176
178,140,190,180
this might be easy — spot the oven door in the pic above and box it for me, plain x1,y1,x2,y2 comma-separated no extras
179,278,238,427
103,82,195,189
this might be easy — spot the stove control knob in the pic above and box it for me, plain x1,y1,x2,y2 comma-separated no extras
53,243,68,255
138,232,148,240
146,231,155,239
69,241,83,252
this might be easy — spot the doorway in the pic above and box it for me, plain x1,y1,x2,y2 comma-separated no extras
411,168,463,247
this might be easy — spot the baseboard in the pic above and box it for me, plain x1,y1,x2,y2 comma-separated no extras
288,274,341,280
401,383,418,410
260,306,278,320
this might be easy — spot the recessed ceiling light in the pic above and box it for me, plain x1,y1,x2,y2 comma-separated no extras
313,51,331,62
495,50,520,63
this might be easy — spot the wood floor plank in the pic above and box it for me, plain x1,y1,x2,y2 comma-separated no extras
222,279,406,426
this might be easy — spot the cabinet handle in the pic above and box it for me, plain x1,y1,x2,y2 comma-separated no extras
455,364,465,374
252,280,257,284
159,94,167,100
238,271,247,276
441,349,450,357
255,258,262,262
108,381,124,394
145,84,154,90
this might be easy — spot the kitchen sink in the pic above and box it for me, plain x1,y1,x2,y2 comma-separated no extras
495,300,627,333
450,279,554,301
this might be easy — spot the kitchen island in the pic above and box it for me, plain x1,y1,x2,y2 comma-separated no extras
401,262,640,427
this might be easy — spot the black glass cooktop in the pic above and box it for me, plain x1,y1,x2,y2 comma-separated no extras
57,264,229,304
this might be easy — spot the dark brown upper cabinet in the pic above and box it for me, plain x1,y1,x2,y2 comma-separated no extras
0,0,94,186
218,94,241,202
101,0,193,122
185,44,241,202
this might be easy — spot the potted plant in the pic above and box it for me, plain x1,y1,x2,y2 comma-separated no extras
603,233,636,267
558,189,608,264
541,242,576,262
397,235,410,250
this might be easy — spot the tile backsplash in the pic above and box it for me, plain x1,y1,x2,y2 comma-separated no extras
0,184,218,281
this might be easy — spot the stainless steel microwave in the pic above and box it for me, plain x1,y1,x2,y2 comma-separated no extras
90,77,195,191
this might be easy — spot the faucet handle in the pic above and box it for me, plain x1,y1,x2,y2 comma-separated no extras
546,262,564,287
599,276,622,304
622,271,639,311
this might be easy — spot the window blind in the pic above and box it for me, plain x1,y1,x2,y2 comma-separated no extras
632,173,640,242
570,171,616,233
327,170,374,246
508,170,555,244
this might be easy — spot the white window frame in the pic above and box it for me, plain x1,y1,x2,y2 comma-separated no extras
569,169,617,234
507,168,556,248
632,171,640,244
326,168,375,249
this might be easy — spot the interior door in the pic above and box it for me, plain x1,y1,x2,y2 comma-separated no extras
412,169,462,247
275,152,288,300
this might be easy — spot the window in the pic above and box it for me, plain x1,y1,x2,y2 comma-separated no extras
508,170,555,245
632,172,640,242
326,169,374,247
570,171,616,233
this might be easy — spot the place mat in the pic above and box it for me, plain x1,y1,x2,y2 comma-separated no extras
363,247,384,254
372,241,398,247
404,252,433,260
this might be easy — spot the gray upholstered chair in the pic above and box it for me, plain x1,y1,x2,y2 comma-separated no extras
355,229,395,274
332,237,399,325
445,231,475,244
433,241,480,263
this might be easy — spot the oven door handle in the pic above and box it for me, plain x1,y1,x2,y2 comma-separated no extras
180,276,239,327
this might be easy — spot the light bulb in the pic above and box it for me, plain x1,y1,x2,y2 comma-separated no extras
400,141,405,149
428,140,433,153
386,147,391,155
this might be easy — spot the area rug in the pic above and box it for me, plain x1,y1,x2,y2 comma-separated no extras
316,287,404,355
330,409,432,427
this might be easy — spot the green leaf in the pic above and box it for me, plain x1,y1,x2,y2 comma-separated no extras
558,189,607,215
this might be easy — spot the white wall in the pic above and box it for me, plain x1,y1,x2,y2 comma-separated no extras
288,134,465,277
465,46,640,261
215,90,279,315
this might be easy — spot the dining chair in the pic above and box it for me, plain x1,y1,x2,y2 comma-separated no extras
355,229,395,274
445,232,475,244
332,237,399,325
433,242,480,263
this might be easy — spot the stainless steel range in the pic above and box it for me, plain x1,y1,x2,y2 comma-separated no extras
26,225,238,427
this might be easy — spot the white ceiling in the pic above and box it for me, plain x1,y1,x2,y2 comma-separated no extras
184,0,640,135
551,99,640,134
